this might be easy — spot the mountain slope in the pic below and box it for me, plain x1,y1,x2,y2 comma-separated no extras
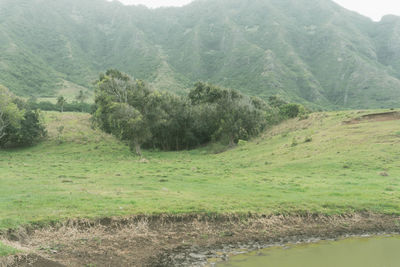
1,0,400,108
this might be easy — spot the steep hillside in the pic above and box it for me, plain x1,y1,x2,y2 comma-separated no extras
373,15,400,78
1,0,400,108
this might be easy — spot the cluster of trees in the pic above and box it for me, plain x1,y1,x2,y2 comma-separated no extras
27,90,92,113
29,100,92,113
93,70,305,155
0,86,46,148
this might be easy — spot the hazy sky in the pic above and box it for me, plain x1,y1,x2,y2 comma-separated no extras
116,0,193,8
117,0,400,21
334,0,400,21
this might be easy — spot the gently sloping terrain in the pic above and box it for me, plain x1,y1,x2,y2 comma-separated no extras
343,111,400,124
0,110,399,265
0,110,400,229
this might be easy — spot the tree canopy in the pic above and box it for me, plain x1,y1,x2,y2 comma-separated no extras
93,70,305,154
0,86,46,148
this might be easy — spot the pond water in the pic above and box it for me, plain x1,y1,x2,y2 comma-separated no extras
217,235,400,267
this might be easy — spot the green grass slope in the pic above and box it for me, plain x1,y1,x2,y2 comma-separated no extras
0,110,399,230
0,241,18,257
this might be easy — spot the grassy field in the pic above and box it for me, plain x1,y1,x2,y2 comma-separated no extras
37,80,94,104
0,241,18,257
0,110,399,234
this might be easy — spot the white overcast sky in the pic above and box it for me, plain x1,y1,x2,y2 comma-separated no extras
116,0,400,21
116,0,193,8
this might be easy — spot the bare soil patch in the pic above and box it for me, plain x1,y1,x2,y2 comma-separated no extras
1,254,64,267
1,213,399,266
343,111,400,125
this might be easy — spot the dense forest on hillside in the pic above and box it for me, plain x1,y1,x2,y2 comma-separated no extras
1,0,400,109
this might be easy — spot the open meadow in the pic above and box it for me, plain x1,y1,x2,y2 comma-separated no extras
1,110,400,260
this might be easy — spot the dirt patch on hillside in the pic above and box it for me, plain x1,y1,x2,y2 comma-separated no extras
343,111,400,125
1,254,64,267
1,213,399,266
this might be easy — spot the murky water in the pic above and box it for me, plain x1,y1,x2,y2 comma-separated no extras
217,236,400,267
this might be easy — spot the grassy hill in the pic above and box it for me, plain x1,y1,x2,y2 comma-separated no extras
1,0,400,109
0,110,399,235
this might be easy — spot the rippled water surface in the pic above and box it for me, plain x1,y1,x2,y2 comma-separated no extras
218,236,400,267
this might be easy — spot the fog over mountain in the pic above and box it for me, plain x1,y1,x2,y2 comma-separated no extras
1,0,400,108
115,0,193,8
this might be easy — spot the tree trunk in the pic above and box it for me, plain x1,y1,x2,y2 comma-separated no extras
134,140,142,157
229,135,235,147
0,115,9,142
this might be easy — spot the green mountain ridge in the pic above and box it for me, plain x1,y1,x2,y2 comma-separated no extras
1,0,400,109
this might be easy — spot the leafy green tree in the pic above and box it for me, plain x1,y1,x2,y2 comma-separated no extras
94,70,154,155
110,103,151,156
189,83,267,146
268,95,287,108
75,90,89,112
94,70,151,132
214,96,265,146
6,109,46,146
189,82,242,105
76,90,88,103
0,85,46,147
93,70,297,152
191,102,219,145
145,92,196,150
280,103,301,118
57,96,67,112
0,86,23,143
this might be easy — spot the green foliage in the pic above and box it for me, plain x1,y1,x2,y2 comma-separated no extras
0,85,24,142
265,95,308,125
75,90,89,106
280,103,302,119
188,82,242,105
189,82,269,146
57,96,67,113
5,109,47,146
110,103,151,156
56,125,65,144
1,0,400,109
93,72,271,152
237,139,248,146
1,109,400,230
93,70,154,154
29,101,92,113
0,241,18,257
291,137,298,147
269,95,288,109
0,85,46,148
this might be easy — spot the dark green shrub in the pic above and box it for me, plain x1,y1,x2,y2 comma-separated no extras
280,103,301,118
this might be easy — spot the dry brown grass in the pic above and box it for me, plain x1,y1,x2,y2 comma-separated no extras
2,213,399,266
44,112,116,144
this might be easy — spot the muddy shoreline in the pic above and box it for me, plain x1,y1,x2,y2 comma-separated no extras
1,213,399,266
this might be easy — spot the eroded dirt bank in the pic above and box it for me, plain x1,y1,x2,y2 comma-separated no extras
1,213,399,266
